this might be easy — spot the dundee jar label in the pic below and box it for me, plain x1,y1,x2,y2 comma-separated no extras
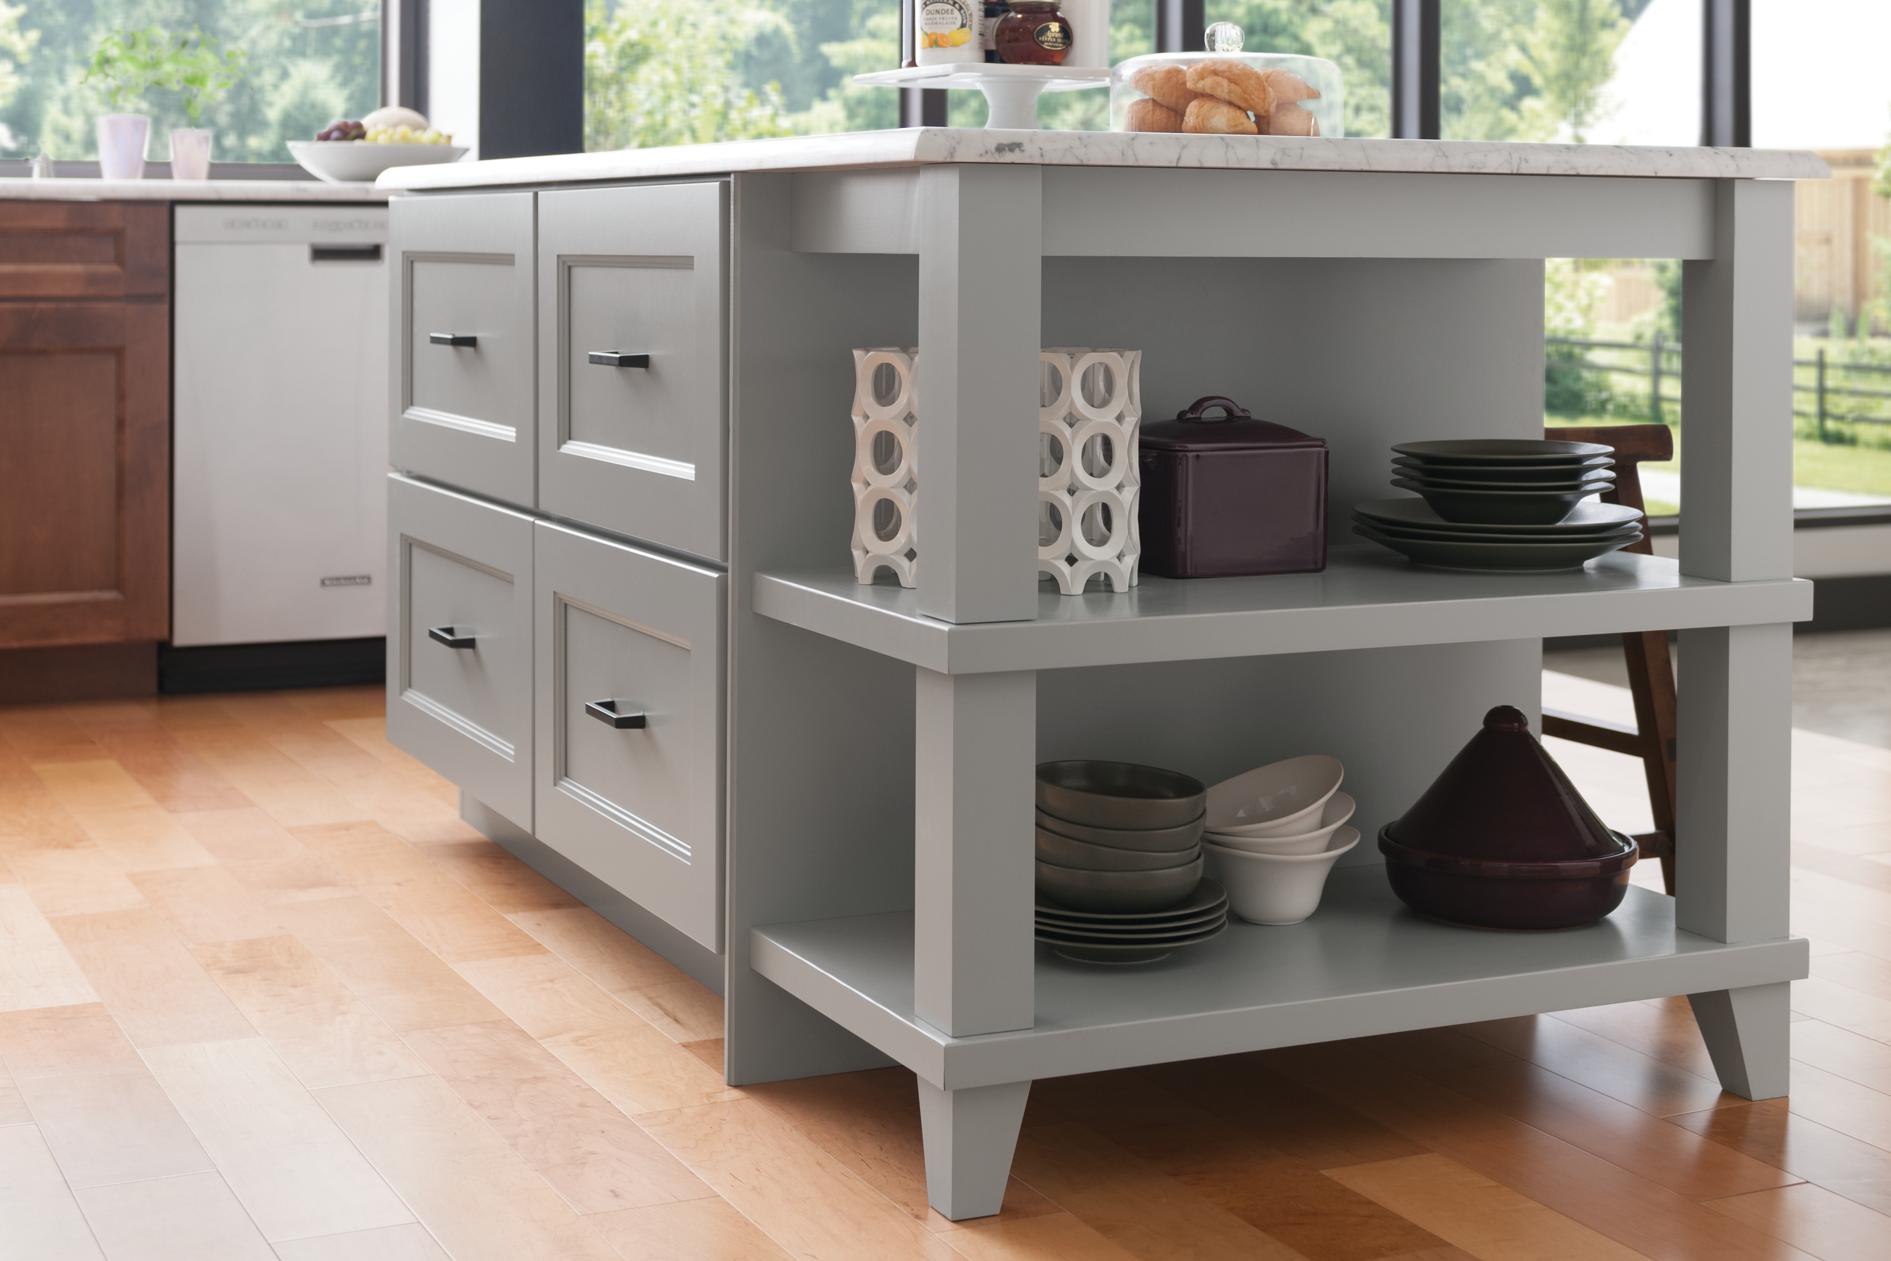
920,0,976,48
1034,20,1071,52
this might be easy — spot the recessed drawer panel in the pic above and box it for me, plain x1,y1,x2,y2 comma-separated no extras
535,519,725,951
386,475,533,827
391,192,536,507
538,182,727,559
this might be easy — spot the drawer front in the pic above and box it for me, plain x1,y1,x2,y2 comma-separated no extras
386,475,534,827
537,183,727,560
0,202,167,299
391,192,536,507
534,519,725,951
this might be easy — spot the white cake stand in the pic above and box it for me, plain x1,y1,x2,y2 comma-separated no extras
854,64,1109,130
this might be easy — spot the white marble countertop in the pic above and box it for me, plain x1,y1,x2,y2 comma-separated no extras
377,128,1828,192
1,177,385,203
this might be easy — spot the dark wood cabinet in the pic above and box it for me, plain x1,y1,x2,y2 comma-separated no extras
0,202,170,659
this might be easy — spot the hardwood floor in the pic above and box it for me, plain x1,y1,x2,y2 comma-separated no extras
0,675,1888,1260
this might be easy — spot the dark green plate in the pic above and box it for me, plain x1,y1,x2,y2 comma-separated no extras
1353,522,1635,572
1357,497,1641,535
1396,470,1615,493
1393,453,1614,483
1389,478,1604,525
1392,439,1614,463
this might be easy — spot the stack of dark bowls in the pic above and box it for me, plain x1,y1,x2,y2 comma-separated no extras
1379,705,1638,929
1353,439,1644,573
1035,760,1228,964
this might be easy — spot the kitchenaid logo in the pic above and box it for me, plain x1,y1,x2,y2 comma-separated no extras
321,575,373,587
312,217,383,233
222,216,288,232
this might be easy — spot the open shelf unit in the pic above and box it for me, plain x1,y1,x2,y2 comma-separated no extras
753,870,1809,1091
755,546,1812,673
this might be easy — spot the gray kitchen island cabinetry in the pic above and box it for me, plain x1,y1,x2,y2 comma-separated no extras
381,130,1822,1219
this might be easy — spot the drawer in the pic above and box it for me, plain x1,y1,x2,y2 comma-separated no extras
537,183,727,560
391,192,536,507
534,519,725,951
0,202,167,299
386,475,534,827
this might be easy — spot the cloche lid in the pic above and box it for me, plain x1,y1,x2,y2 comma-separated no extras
1386,705,1622,863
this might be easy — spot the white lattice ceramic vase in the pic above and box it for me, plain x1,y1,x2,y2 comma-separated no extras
850,347,1141,595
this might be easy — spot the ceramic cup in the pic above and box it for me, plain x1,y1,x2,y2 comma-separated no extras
96,114,150,180
1204,825,1359,925
169,128,213,180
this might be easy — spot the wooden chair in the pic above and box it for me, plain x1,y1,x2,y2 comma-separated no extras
1540,423,1679,893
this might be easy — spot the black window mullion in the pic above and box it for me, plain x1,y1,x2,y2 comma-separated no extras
1390,0,1439,139
898,0,950,126
1702,0,1750,147
1155,0,1206,52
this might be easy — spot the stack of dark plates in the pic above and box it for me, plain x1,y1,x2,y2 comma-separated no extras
1354,439,1643,573
1035,760,1228,964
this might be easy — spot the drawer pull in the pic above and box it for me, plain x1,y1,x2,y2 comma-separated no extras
310,244,382,263
429,332,478,347
585,699,648,730
427,626,477,649
587,350,651,368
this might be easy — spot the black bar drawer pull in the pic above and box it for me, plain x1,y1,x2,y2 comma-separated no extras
585,699,647,729
427,626,476,649
429,332,478,347
310,243,382,263
587,350,650,368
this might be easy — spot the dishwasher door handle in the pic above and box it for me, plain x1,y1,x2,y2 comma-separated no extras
309,244,383,263
587,351,650,369
427,626,477,649
429,332,478,347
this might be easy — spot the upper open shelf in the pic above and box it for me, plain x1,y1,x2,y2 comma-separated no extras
753,545,1810,674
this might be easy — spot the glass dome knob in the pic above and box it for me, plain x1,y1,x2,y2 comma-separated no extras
1204,22,1244,53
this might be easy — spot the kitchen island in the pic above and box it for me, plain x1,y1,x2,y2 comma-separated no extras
377,129,1821,1219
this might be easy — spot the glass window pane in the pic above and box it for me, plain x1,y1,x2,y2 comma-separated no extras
0,2,382,162
1753,0,1891,509
1443,0,1700,145
1206,0,1391,138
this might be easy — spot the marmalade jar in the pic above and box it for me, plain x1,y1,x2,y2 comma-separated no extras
995,1,1073,66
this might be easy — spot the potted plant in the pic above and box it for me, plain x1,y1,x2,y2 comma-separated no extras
84,28,243,181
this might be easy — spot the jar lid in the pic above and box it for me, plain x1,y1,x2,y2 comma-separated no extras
1140,395,1325,453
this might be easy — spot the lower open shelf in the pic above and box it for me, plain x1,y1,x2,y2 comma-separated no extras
751,867,1807,1091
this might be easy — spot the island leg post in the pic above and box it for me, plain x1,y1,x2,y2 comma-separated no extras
1676,177,1796,1100
913,667,1037,1218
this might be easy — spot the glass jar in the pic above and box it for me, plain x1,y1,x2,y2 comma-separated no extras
995,1,1073,67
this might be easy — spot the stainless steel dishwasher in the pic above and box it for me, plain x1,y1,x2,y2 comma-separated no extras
171,204,389,646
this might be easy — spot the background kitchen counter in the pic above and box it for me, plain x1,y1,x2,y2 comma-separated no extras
0,176,386,202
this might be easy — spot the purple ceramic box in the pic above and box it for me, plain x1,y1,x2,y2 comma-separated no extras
1137,397,1328,579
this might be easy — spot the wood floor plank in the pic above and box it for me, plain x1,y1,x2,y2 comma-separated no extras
271,896,504,1032
941,1211,1146,1261
1326,1154,1648,1261
0,1062,26,1125
1672,1098,1891,1219
1007,1116,1309,1260
453,953,730,1115
0,884,99,1011
1789,1017,1891,1096
31,758,160,813
65,804,219,874
1549,999,1724,1082
175,807,352,904
589,1198,791,1261
127,865,282,945
638,1098,963,1259
140,1037,413,1242
84,725,252,814
169,724,371,829
407,835,581,914
74,1171,274,1261
50,908,253,1047
192,934,427,1091
1773,1060,1891,1154
270,1223,450,1261
0,1002,142,1079
505,906,696,993
316,1073,622,1261
1708,1182,1891,1261
16,1066,212,1188
1265,1041,1817,1261
616,980,725,1044
1462,1013,1731,1117
3,843,149,918
402,1019,710,1214
0,1123,105,1258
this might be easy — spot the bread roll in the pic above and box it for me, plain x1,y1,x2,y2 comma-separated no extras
1183,97,1260,135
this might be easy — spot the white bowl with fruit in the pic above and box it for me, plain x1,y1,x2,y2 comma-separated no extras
287,107,467,184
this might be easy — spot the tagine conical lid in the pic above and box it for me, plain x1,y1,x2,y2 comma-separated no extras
1387,705,1621,862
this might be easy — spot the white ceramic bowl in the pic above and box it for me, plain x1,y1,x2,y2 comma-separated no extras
287,140,468,184
1203,825,1359,925
1205,754,1344,837
1206,792,1355,854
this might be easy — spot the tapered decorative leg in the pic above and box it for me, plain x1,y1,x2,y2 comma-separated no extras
1690,982,1790,1099
917,1078,1031,1221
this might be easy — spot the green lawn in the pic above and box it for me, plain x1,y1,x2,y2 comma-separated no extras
1546,415,1891,516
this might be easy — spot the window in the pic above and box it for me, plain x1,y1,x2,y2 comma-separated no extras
1208,0,1391,137
1753,0,1891,510
1443,0,1698,145
0,2,383,162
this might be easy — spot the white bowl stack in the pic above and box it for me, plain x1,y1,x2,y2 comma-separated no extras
1202,754,1359,924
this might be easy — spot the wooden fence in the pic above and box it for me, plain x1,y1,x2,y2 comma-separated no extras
1548,335,1891,437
